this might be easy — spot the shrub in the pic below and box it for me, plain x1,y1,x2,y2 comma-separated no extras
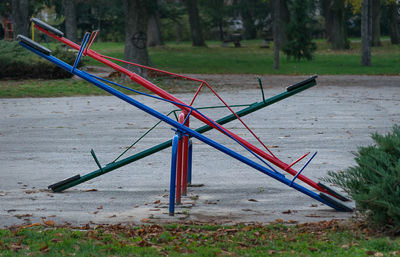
282,0,317,61
324,125,400,234
0,40,82,79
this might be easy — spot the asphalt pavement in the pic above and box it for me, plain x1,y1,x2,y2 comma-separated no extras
0,75,399,227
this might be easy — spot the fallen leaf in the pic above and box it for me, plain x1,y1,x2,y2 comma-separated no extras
242,226,252,231
39,245,49,253
275,218,284,223
341,244,350,249
84,189,98,192
153,200,161,204
248,199,258,202
282,209,292,214
22,223,41,229
137,240,152,247
93,211,99,214
225,228,238,233
141,218,150,223
11,243,25,252
42,219,55,226
97,205,103,210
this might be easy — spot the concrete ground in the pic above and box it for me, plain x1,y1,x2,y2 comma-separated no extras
0,75,399,228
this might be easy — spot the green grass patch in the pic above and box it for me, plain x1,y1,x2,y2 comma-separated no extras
0,221,399,256
0,77,197,98
83,39,400,75
1,38,398,98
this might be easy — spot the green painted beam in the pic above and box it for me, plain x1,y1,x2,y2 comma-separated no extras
50,76,317,192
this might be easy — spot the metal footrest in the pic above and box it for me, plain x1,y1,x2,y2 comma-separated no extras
48,175,81,191
17,35,52,55
31,18,64,37
318,182,350,202
286,75,317,92
319,192,353,212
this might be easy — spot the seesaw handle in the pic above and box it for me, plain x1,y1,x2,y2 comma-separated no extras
31,18,64,37
286,74,318,92
17,35,52,55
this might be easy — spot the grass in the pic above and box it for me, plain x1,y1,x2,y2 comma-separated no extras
0,77,195,98
1,38,399,98
84,38,400,75
0,221,399,256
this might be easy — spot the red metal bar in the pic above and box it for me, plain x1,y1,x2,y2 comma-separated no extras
182,113,189,196
176,113,185,204
284,152,310,171
34,24,332,196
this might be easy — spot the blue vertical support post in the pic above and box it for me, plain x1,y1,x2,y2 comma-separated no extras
169,134,180,216
187,139,193,185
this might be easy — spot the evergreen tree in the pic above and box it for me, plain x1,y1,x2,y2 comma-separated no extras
325,125,400,234
282,0,316,61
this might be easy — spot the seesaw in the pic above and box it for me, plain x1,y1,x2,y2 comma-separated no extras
17,18,352,214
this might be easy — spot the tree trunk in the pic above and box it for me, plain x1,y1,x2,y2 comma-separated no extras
124,0,150,77
184,0,206,46
273,0,280,69
371,0,381,46
329,0,349,50
62,0,77,43
147,4,164,47
361,0,372,66
11,0,29,39
321,0,332,42
389,2,400,44
240,0,257,40
279,0,290,47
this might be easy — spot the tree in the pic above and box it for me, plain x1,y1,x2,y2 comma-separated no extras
199,0,226,41
124,0,150,77
321,0,349,50
371,0,381,46
388,1,400,44
361,0,372,66
272,0,280,69
62,0,77,43
184,0,206,46
238,0,257,39
279,0,290,47
147,0,164,47
282,0,316,60
11,0,29,39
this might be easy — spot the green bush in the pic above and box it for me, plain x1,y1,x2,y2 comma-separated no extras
282,0,317,61
0,40,82,79
324,125,400,234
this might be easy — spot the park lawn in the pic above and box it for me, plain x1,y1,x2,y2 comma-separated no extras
86,39,400,75
0,221,399,256
0,38,399,98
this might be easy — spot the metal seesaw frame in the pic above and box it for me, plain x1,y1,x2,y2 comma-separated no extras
28,18,351,202
17,33,352,213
